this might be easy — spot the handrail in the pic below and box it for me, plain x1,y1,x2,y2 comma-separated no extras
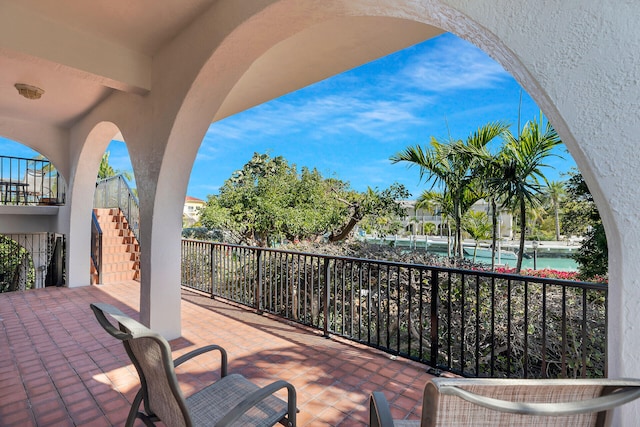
181,240,608,380
0,155,65,205
94,174,139,240
91,211,103,284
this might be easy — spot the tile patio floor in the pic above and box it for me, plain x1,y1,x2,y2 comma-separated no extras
0,281,433,426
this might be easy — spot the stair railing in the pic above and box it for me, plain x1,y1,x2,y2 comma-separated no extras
91,211,102,284
94,175,140,240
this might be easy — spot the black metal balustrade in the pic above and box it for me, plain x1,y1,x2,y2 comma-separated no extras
94,175,140,240
91,211,103,284
0,233,65,292
181,240,607,380
0,155,65,205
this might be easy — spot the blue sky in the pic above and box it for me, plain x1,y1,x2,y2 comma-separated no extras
1,33,575,201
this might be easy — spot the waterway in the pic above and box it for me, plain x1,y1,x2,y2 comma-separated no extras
464,253,578,271
364,236,579,271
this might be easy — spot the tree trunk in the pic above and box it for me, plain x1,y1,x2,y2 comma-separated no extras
328,216,359,242
554,203,561,241
491,199,498,271
517,198,526,272
454,196,464,258
446,220,452,257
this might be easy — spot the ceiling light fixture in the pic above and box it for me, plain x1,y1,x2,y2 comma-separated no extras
15,83,45,100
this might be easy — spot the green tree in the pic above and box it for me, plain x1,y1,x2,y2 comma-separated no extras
98,151,133,181
200,152,408,247
423,222,436,235
417,190,453,256
488,116,562,271
329,183,409,242
462,210,491,263
391,122,508,258
0,235,34,293
562,169,607,279
545,181,566,241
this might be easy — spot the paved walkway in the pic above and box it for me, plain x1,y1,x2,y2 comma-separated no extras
0,281,433,426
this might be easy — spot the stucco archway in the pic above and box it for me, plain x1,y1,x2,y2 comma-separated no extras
135,3,639,423
66,121,125,287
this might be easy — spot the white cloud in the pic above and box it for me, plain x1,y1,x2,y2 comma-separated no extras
400,35,510,92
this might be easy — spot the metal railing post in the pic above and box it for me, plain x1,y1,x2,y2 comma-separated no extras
256,249,263,314
210,243,216,299
323,258,330,338
430,269,439,367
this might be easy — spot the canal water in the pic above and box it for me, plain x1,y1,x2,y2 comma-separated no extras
365,237,579,271
468,254,578,271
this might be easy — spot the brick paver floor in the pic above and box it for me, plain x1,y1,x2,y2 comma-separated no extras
0,281,433,426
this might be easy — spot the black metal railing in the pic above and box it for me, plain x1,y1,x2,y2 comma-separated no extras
0,233,66,292
181,240,607,380
94,175,139,240
0,155,66,206
91,211,103,284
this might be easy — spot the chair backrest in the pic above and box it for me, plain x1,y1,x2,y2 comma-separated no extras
24,168,49,196
90,303,192,427
422,377,640,427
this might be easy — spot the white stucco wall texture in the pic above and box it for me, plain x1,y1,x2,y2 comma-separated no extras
3,1,640,423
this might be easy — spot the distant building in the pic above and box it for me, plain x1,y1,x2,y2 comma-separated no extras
183,196,206,228
398,199,513,239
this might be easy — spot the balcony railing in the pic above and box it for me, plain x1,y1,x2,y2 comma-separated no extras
94,175,139,240
181,240,607,380
91,211,103,284
0,155,66,205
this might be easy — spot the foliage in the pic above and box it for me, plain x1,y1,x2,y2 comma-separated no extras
181,227,227,242
485,116,562,271
349,183,410,240
462,210,491,262
562,169,608,280
98,151,133,181
182,240,607,379
0,235,35,292
544,181,566,241
423,222,436,235
391,121,509,258
200,152,408,247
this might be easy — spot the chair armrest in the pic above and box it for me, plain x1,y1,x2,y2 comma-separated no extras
370,391,395,427
442,384,640,416
216,380,297,427
173,345,228,377
90,303,134,340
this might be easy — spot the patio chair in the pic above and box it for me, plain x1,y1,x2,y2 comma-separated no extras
90,303,297,427
369,377,640,427
22,168,48,203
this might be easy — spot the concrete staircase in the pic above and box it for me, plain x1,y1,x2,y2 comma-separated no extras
91,208,140,284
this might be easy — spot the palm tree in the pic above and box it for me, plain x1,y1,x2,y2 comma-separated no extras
98,151,133,181
417,190,453,255
462,210,492,263
391,122,509,258
545,181,566,241
423,222,436,236
489,116,562,271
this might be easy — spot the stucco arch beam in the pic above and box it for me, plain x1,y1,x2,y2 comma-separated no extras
0,116,70,179
64,91,146,288
134,0,444,339
0,2,151,94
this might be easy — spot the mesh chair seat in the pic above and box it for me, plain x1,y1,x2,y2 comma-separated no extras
187,373,288,426
90,302,297,427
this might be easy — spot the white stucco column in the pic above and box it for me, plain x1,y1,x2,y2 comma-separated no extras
65,121,122,287
439,1,640,423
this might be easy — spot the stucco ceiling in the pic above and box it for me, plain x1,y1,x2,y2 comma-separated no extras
0,0,440,130
0,0,214,128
